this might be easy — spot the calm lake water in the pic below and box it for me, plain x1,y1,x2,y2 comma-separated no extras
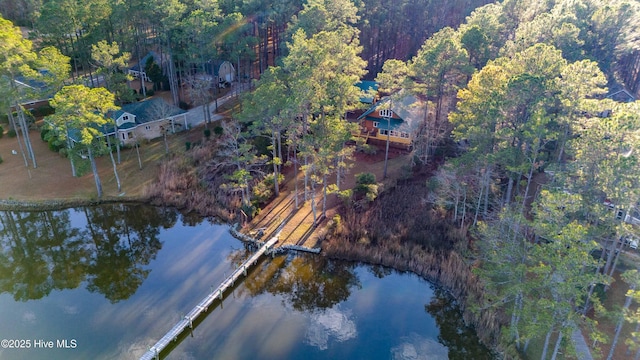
0,205,492,359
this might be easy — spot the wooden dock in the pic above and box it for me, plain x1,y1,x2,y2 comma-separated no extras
139,235,279,360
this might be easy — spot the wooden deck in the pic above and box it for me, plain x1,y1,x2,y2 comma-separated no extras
139,235,279,360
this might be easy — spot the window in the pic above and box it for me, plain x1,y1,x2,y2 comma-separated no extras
121,133,125,140
145,125,151,130
122,115,129,121
379,129,388,136
401,132,410,138
127,132,133,139
379,109,393,118
390,130,398,137
372,121,379,128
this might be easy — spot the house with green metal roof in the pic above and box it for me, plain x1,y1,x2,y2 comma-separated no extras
112,98,187,145
356,93,420,149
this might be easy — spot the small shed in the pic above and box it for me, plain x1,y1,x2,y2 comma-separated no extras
205,60,236,87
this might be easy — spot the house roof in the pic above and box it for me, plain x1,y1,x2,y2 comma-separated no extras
113,98,186,124
357,93,420,130
375,118,404,130
67,98,185,143
129,51,162,72
14,75,48,91
607,88,636,103
204,60,235,76
10,69,56,100
67,122,117,143
356,81,379,104
117,122,137,130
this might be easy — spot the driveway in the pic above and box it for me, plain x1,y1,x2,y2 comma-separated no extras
185,83,245,128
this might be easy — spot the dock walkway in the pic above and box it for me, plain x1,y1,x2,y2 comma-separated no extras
139,235,279,360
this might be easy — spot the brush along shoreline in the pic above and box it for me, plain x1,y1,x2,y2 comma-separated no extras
0,191,499,354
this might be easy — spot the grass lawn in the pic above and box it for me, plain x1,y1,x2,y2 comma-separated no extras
0,121,206,201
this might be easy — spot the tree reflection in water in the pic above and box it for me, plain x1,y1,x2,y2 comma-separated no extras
241,252,361,312
425,287,493,360
0,210,86,301
368,263,393,279
0,205,177,302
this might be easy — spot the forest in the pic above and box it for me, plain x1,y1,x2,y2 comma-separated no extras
1,0,640,359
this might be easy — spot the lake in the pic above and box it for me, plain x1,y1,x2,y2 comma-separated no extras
0,205,492,359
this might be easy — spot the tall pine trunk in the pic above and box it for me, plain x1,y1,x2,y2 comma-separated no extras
63,121,77,176
484,166,491,216
604,236,622,279
277,131,282,173
511,291,523,348
583,249,606,315
608,236,625,278
304,155,309,201
460,189,467,229
294,145,299,208
272,132,279,197
88,147,103,198
550,327,564,360
135,140,142,170
106,135,121,192
17,106,36,168
322,174,327,219
8,110,28,168
136,27,146,98
521,151,539,215
540,326,554,360
311,179,317,223
607,285,635,360
473,178,483,226
167,43,179,106
505,176,515,207
383,117,390,179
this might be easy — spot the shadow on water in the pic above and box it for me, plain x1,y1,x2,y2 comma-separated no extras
152,247,266,359
240,253,361,312
0,205,494,359
147,249,362,359
426,287,494,360
0,204,177,302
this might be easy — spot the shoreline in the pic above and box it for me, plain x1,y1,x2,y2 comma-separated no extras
322,237,500,350
0,196,150,211
0,196,499,354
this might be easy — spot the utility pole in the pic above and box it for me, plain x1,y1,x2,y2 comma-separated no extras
381,108,392,179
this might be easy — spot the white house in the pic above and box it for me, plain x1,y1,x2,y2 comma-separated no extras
111,98,188,145
64,97,188,146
